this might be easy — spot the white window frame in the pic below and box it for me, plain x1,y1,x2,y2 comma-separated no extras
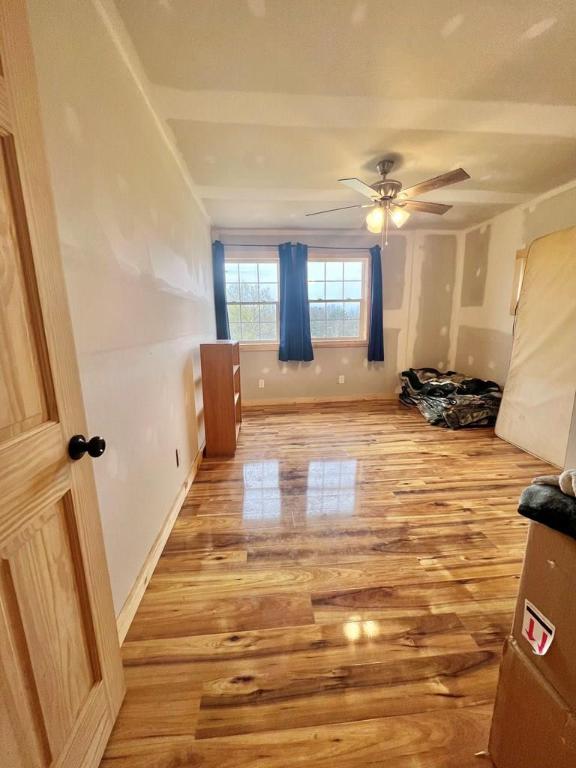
224,250,371,350
307,253,371,348
225,251,280,349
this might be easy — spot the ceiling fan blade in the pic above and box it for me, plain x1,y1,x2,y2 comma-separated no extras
396,200,452,215
398,168,470,200
305,203,374,217
338,177,379,200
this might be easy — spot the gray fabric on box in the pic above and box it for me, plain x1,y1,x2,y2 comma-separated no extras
518,484,576,540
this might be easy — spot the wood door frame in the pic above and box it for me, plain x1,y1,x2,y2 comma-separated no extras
0,0,125,759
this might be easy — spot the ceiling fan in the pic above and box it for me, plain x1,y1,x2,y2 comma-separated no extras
306,159,470,244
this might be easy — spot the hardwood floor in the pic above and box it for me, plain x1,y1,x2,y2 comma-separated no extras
101,401,554,767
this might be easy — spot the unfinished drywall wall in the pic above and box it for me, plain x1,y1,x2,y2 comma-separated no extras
412,234,457,370
524,186,576,245
383,237,406,311
214,229,458,402
454,326,512,385
461,226,490,307
241,330,401,402
28,0,214,614
451,181,576,385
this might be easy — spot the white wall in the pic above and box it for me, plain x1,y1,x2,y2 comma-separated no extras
28,0,215,613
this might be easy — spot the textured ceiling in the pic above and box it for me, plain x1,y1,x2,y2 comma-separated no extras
116,0,576,230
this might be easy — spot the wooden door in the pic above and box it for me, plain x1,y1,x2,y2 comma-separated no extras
0,2,125,767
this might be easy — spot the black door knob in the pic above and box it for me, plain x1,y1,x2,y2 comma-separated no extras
68,434,106,461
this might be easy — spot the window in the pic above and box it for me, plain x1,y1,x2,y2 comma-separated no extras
308,258,368,341
225,260,279,342
224,254,368,346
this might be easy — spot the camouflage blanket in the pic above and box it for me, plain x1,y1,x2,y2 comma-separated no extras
399,367,502,429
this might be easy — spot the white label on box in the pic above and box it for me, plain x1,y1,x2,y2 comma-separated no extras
522,599,556,656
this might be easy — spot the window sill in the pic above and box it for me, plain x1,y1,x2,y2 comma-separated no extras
238,339,368,352
313,339,368,349
239,342,278,351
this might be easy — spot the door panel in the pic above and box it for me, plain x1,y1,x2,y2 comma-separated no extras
0,136,47,441
1,561,51,768
0,2,125,766
10,502,97,753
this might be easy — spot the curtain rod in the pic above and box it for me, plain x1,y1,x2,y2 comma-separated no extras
220,243,375,251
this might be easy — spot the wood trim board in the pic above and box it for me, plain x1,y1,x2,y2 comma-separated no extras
116,446,204,644
243,394,397,407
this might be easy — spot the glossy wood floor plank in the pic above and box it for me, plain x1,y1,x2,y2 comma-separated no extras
127,592,314,641
101,401,555,767
103,704,494,768
195,649,498,738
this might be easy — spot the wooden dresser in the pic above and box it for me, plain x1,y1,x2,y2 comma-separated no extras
200,341,242,457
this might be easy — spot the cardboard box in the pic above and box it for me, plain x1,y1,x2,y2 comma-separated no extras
511,521,576,707
489,639,576,768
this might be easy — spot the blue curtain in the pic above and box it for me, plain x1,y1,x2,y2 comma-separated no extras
278,242,314,362
367,244,384,361
212,240,230,340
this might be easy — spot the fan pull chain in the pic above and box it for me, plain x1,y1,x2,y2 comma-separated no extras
384,208,389,247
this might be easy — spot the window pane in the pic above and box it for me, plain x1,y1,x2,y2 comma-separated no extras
344,301,360,320
311,321,326,338
240,304,258,322
326,261,343,281
258,262,277,282
241,323,259,340
326,319,343,337
342,319,360,337
309,302,325,321
229,322,241,340
308,281,325,300
344,261,363,280
308,261,325,281
239,262,258,282
260,303,276,322
226,283,240,302
259,283,278,302
228,304,241,322
259,322,276,340
225,262,238,281
326,281,343,300
240,283,259,302
326,302,344,320
343,281,362,300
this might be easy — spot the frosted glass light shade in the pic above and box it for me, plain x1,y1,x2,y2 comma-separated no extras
365,207,385,234
390,206,411,228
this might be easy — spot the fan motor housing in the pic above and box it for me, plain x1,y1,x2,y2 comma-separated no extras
371,179,402,199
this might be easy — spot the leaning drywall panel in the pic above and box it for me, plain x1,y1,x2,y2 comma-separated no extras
566,396,576,469
496,227,576,467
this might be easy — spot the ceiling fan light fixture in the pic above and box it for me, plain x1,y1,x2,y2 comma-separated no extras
365,206,385,234
390,206,411,228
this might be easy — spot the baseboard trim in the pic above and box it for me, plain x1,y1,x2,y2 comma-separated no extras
116,445,204,644
243,394,397,407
